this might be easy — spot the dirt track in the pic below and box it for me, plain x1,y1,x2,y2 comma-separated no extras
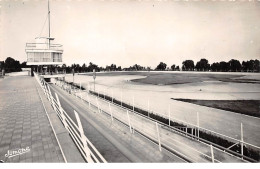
64,71,260,147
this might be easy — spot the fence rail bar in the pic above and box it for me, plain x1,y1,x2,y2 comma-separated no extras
211,145,215,163
127,110,132,133
34,73,106,163
156,122,162,151
74,110,94,163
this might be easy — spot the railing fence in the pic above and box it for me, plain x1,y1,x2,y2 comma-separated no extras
54,78,226,163
34,73,107,163
84,81,260,162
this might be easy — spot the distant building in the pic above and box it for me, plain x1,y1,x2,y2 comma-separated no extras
25,0,65,80
25,37,63,66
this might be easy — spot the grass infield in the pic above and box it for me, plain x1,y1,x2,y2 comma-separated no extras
83,71,260,85
173,99,260,118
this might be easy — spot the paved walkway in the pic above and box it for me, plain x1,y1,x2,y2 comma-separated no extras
0,75,64,163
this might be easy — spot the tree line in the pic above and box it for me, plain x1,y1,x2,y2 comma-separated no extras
1,57,259,73
180,59,260,72
59,58,260,73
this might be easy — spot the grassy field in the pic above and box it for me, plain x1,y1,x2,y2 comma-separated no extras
173,99,260,118
84,71,260,85
132,73,243,85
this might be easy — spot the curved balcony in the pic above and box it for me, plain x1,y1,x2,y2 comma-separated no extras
25,43,63,52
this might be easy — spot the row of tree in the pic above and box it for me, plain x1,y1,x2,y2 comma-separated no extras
63,59,260,73
181,59,260,72
1,57,260,73
63,63,147,73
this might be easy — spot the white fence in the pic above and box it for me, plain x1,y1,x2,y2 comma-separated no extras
85,82,260,162
55,78,260,162
34,73,107,163
54,79,242,163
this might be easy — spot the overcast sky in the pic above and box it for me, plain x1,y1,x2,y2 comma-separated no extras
1,0,260,68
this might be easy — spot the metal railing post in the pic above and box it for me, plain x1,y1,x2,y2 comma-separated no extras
210,145,215,163
133,95,135,113
40,78,44,90
80,92,83,101
41,78,43,86
168,105,171,126
43,81,48,96
39,77,42,86
121,91,122,107
47,85,56,111
197,112,200,140
148,99,150,117
127,110,132,133
112,90,114,103
47,85,52,98
55,93,68,130
46,83,51,101
96,97,100,113
87,93,91,108
241,123,244,159
74,110,93,163
156,122,162,151
109,103,113,122
191,128,194,139
46,83,50,100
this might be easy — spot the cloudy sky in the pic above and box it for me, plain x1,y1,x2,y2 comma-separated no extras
1,0,260,68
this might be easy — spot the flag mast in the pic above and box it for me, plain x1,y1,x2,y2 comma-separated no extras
48,0,50,39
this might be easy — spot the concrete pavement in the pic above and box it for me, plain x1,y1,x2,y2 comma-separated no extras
0,75,64,162
0,74,84,163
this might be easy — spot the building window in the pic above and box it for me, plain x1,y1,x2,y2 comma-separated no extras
27,52,61,62
53,53,62,62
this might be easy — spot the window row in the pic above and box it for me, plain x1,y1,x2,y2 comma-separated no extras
27,52,62,62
